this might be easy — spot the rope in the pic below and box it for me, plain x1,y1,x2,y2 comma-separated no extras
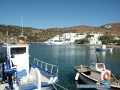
112,74,120,84
54,83,69,90
52,83,57,90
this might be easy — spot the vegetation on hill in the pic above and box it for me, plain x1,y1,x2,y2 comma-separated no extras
0,22,120,43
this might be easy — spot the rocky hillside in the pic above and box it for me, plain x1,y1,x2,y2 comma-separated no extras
0,22,120,42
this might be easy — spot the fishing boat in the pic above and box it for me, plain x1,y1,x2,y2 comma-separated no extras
74,55,120,89
0,35,59,90
95,45,113,51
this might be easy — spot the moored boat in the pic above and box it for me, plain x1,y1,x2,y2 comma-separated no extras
74,56,120,89
95,45,113,51
0,35,59,90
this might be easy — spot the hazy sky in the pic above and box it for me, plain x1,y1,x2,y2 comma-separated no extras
0,0,120,29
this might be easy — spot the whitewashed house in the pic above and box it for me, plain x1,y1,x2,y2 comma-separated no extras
89,34,103,44
44,35,64,45
44,33,102,45
44,33,87,44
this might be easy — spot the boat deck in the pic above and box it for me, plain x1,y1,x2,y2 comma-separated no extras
0,83,9,90
41,74,49,82
0,73,50,90
74,66,91,73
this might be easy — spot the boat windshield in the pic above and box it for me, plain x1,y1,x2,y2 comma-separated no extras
10,47,26,55
97,63,104,69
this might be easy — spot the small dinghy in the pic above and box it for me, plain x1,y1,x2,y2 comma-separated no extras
95,44,113,51
74,55,120,89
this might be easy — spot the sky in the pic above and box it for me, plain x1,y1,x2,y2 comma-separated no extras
0,0,120,29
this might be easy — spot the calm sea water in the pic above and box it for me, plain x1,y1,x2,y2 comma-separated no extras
29,44,120,90
1,43,120,90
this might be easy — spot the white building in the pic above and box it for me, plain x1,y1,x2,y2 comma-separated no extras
44,33,87,45
44,33,103,45
89,34,103,44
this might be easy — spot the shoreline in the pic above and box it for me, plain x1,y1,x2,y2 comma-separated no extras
83,44,120,48
1,42,120,48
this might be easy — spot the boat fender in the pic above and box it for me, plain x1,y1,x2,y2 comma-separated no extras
103,72,111,80
80,65,82,68
48,77,54,84
75,73,79,80
52,76,58,83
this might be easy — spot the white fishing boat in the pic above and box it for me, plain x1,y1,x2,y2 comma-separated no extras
0,35,58,90
74,55,120,89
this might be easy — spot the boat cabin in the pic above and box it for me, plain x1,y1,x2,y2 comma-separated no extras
2,43,30,80
91,63,106,71
91,63,111,81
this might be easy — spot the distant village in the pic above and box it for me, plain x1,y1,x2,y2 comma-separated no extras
44,24,120,45
44,32,120,45
44,33,103,45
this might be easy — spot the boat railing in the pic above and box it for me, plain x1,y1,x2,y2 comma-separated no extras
33,58,58,75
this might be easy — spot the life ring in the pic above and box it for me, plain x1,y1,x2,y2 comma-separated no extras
103,72,111,80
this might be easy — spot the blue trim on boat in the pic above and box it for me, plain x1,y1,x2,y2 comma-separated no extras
95,47,107,51
5,68,17,73
30,63,57,77
19,83,37,90
29,62,58,87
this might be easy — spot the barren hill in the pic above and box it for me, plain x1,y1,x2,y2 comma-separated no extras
0,22,120,42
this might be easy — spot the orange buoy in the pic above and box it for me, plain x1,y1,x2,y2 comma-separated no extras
103,72,111,80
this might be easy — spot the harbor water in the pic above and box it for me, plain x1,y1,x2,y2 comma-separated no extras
29,44,120,90
1,43,120,90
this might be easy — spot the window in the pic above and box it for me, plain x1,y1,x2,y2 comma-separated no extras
97,64,104,69
10,47,26,55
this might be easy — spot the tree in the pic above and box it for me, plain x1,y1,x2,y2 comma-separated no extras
116,40,120,45
98,34,115,44
75,38,89,44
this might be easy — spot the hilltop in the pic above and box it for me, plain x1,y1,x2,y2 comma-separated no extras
0,22,120,42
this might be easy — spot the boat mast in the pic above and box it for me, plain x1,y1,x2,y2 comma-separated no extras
21,13,23,36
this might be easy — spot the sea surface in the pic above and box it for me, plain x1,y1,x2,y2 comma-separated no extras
29,43,120,90
1,43,120,90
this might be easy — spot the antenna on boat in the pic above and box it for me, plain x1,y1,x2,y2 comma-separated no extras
17,13,25,44
21,13,23,35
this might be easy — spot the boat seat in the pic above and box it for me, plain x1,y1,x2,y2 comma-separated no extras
19,67,41,90
16,69,27,78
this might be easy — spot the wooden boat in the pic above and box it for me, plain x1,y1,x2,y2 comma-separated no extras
74,58,120,89
0,35,58,90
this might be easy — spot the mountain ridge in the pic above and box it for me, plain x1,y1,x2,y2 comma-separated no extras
0,22,120,42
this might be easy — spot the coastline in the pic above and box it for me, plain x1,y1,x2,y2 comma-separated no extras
83,44,120,48
1,42,120,48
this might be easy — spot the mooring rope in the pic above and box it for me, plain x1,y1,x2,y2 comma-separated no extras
53,83,69,90
112,74,120,84
52,83,58,90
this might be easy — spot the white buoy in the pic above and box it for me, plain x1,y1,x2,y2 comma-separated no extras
48,77,54,84
53,76,58,83
75,73,79,80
